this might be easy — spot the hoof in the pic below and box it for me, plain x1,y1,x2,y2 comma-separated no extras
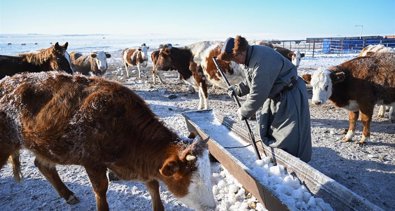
107,171,120,181
357,141,366,146
341,137,352,142
66,195,80,205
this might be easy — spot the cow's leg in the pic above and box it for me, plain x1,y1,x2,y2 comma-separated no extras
146,180,164,211
137,64,141,79
198,83,209,110
389,104,395,123
152,70,164,84
151,66,156,84
202,82,209,110
0,144,16,170
85,165,109,211
342,111,359,142
377,105,385,118
359,105,374,144
198,88,204,110
124,63,130,78
34,158,79,204
10,150,22,182
152,71,157,84
156,71,165,84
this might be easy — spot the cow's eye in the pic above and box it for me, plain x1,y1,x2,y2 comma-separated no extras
324,85,328,91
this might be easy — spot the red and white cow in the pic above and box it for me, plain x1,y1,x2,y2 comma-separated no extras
122,43,149,79
188,41,246,89
358,44,395,57
154,45,209,110
0,71,216,211
70,51,111,76
309,53,395,144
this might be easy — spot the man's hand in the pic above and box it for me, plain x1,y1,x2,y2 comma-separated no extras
237,108,246,120
227,85,236,98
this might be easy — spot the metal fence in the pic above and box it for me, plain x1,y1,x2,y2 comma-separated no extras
266,36,395,57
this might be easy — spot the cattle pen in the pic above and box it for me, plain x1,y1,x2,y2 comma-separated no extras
182,109,383,211
262,35,395,57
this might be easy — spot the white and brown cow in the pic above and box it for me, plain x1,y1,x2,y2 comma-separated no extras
359,44,395,57
70,51,111,76
154,45,209,110
310,53,395,144
188,41,246,89
0,71,216,211
122,43,149,79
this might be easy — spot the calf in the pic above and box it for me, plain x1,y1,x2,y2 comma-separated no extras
122,43,149,79
310,53,395,144
155,45,209,110
70,51,111,76
0,71,216,211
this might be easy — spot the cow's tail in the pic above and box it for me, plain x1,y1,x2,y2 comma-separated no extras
9,150,23,182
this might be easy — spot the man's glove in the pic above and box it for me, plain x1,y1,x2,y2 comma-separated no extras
227,85,236,98
237,108,246,121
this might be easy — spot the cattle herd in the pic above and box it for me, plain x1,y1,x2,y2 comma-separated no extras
0,40,394,211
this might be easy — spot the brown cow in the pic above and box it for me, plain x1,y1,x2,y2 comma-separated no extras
259,41,305,67
358,45,395,118
310,53,395,144
0,71,216,211
154,45,209,110
122,43,149,79
151,43,180,84
0,42,74,181
70,51,111,76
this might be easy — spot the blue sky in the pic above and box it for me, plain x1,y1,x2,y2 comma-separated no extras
1,0,394,39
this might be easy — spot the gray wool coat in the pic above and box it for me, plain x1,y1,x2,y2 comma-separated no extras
233,45,312,162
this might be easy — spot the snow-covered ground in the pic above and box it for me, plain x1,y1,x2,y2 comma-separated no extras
1,36,394,211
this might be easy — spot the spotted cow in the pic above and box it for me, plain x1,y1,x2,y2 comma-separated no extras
310,53,395,144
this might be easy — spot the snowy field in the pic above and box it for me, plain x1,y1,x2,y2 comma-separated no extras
0,35,394,211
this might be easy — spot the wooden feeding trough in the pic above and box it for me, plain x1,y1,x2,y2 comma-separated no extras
182,110,382,211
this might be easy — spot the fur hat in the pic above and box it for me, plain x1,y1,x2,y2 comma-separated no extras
218,35,249,61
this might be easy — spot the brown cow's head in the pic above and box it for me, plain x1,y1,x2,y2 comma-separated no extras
159,135,216,211
155,46,174,71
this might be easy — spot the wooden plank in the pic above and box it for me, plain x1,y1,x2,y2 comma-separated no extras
184,116,289,211
182,110,383,211
213,113,382,211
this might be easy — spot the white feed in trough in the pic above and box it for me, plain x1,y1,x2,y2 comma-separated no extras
184,110,333,211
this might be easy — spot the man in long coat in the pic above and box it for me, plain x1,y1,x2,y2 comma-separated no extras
218,36,312,162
